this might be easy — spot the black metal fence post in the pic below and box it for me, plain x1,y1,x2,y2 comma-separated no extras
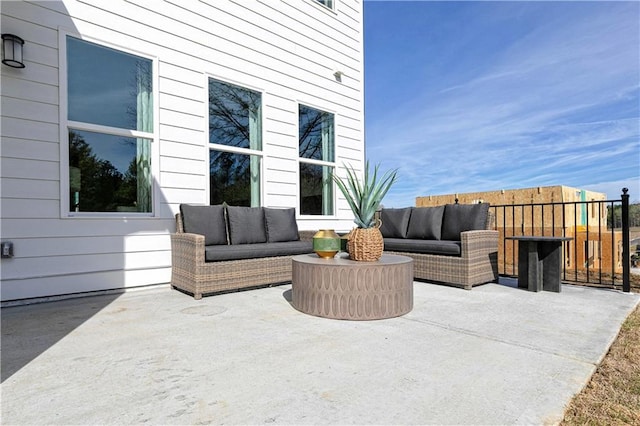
622,188,630,292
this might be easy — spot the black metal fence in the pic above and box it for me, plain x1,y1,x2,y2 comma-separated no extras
490,188,631,292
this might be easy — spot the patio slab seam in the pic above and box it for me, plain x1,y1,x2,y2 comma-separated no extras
403,315,615,367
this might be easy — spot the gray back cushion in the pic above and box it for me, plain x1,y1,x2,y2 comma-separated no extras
406,206,445,240
441,203,490,241
264,208,299,242
379,208,413,238
227,206,267,245
180,204,228,246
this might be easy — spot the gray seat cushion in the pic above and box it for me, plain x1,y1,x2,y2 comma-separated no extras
406,206,444,240
384,238,461,256
441,203,489,241
227,206,267,244
180,204,228,245
205,241,313,262
380,208,412,238
264,208,299,242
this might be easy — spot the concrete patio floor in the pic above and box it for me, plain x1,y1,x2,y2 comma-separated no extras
2,279,638,425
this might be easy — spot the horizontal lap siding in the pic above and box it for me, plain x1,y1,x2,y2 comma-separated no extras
0,0,363,301
1,1,175,300
270,0,364,226
6,269,172,302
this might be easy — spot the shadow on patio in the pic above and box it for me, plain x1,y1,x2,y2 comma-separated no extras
1,293,122,383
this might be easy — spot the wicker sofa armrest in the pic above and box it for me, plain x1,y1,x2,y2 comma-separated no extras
171,232,206,267
460,229,499,259
298,230,316,242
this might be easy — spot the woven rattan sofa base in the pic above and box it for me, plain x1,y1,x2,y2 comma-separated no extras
385,230,499,290
171,214,315,299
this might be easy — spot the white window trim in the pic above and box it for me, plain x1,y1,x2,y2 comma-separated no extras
208,144,264,158
297,102,337,219
299,158,335,168
67,121,153,140
58,28,159,219
205,75,266,207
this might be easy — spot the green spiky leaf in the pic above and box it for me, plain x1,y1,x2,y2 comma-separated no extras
332,161,398,228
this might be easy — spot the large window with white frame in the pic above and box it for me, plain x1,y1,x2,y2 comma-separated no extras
208,78,262,207
299,104,335,215
65,35,154,214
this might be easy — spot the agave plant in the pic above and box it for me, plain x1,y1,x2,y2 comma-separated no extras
332,161,398,228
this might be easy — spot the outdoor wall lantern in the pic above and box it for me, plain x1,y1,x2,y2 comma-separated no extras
2,34,25,68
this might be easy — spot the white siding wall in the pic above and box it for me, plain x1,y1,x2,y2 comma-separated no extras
0,0,364,301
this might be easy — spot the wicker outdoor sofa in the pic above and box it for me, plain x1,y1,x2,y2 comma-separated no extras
381,203,499,290
171,202,498,299
171,204,314,299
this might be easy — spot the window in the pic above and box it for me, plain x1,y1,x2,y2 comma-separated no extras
584,241,599,267
209,78,262,207
66,36,154,214
314,0,334,9
299,104,335,215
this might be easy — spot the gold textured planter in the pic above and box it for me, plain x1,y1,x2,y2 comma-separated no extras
313,229,341,258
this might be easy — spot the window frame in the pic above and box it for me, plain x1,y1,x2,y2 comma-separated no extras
297,102,337,218
205,75,265,208
59,30,159,218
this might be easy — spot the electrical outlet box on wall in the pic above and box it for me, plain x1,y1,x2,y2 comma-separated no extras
1,242,14,258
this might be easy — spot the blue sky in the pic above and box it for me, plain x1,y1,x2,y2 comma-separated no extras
364,0,640,206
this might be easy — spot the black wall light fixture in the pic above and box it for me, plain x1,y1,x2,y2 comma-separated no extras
2,34,25,68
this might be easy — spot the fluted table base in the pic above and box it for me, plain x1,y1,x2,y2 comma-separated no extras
291,253,414,320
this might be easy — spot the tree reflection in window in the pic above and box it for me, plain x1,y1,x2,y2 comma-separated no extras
209,79,261,150
299,105,334,161
69,130,151,212
66,36,153,214
299,104,334,215
209,79,262,207
300,162,333,215
209,151,260,207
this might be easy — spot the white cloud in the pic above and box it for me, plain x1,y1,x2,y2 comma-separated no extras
584,178,640,203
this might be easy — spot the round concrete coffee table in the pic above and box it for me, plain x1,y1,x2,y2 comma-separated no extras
291,253,414,320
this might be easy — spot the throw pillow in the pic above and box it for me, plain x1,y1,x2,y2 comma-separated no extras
406,206,445,240
379,208,412,238
441,203,490,241
226,206,267,244
180,204,228,246
264,208,300,242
